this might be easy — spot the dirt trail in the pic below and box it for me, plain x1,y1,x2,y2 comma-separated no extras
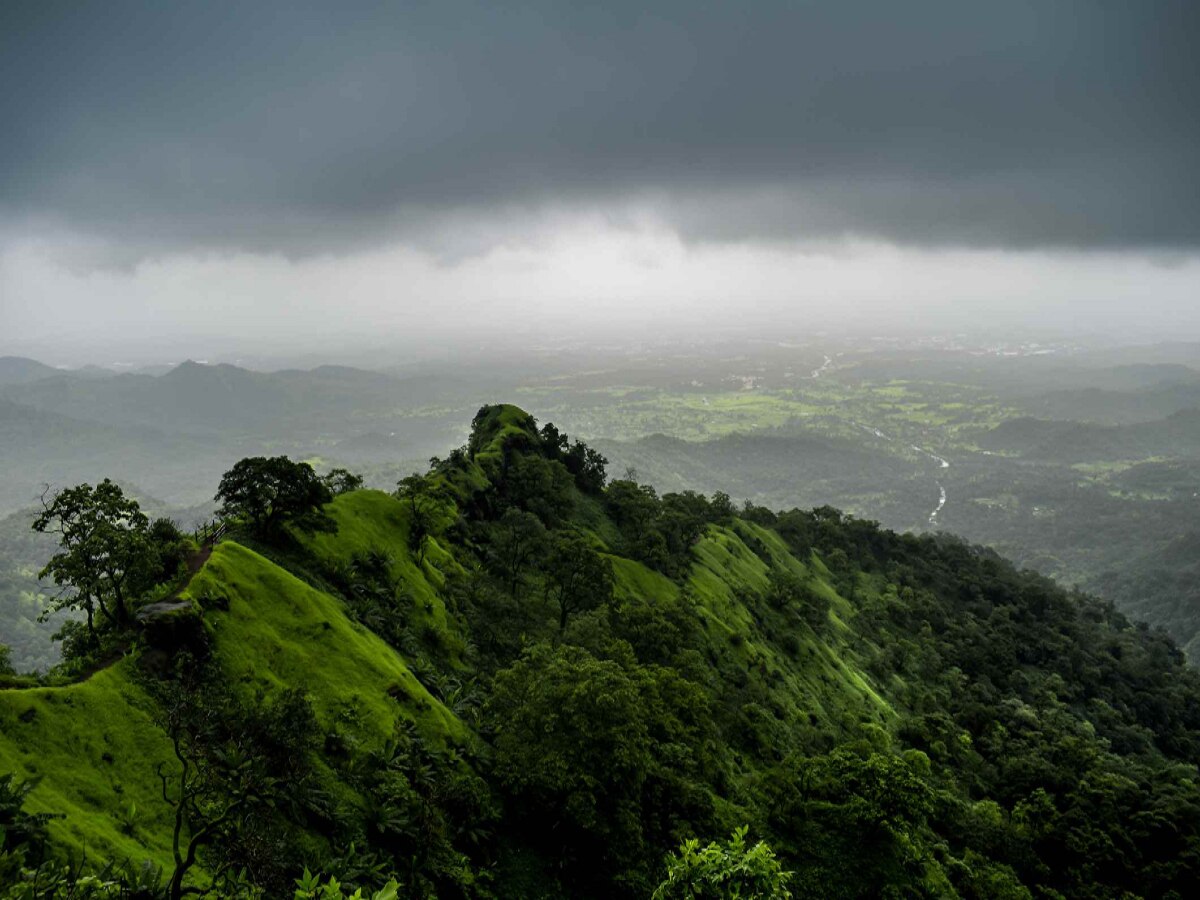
179,544,214,584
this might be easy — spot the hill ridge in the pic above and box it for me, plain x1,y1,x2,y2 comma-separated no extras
2,403,1199,898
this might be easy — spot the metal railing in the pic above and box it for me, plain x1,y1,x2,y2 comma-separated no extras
197,519,230,547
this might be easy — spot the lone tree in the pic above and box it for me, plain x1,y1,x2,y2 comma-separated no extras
489,508,547,597
33,479,157,640
543,530,614,631
215,457,334,540
321,467,364,496
394,473,452,566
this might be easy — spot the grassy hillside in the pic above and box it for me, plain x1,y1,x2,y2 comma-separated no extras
299,490,468,664
188,542,467,745
0,539,468,876
0,663,178,866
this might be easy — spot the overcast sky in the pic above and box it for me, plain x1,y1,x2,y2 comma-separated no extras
2,1,1198,363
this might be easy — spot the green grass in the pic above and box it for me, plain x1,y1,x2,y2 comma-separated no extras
0,535,470,870
0,663,177,867
588,510,888,733
681,524,893,730
187,541,469,747
298,490,467,664
609,556,678,603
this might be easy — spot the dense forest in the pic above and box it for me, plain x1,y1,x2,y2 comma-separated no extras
3,404,1200,898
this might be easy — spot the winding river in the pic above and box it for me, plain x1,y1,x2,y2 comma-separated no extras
851,422,951,526
910,445,950,525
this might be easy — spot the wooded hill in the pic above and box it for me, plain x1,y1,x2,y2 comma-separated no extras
2,404,1199,898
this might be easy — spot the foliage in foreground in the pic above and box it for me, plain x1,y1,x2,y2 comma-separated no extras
652,827,792,900
293,869,399,900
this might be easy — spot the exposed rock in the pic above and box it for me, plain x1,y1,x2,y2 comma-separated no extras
137,600,209,658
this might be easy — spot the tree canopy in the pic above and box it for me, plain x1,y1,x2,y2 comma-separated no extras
32,479,158,636
321,468,364,496
215,457,334,539
543,529,614,631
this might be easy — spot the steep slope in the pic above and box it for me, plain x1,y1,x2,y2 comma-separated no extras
187,542,467,745
0,664,177,866
0,540,467,868
299,490,467,662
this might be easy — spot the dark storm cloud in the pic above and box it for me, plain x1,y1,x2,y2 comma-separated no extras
2,0,1197,255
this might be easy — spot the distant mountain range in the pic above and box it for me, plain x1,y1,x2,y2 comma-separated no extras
2,359,423,437
0,356,506,514
0,356,62,386
0,356,178,384
593,428,933,526
0,397,223,512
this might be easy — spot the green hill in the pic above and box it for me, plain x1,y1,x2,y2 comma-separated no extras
2,403,1200,898
0,540,468,870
